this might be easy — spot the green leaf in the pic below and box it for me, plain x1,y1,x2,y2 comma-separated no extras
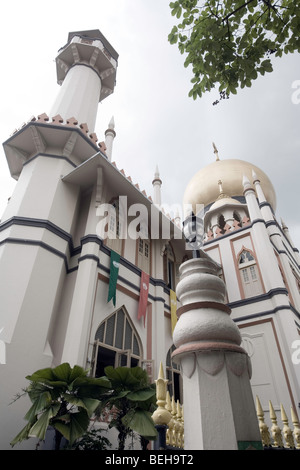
69,410,90,445
52,363,72,382
26,367,55,383
63,395,100,417
10,421,36,447
104,366,140,388
52,421,70,441
69,364,88,382
24,391,52,422
122,409,158,439
53,409,90,445
127,388,156,402
28,404,60,440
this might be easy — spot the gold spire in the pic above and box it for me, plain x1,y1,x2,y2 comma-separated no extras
212,142,220,161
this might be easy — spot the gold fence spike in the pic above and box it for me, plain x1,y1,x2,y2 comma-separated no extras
171,397,178,447
176,400,183,448
291,407,300,449
166,392,174,446
281,404,295,448
256,396,271,447
151,362,172,426
181,405,184,449
269,400,284,447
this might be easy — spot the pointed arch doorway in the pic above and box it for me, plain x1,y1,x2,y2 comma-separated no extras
92,306,143,377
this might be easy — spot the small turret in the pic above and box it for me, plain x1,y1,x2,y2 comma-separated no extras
105,116,116,161
152,165,162,206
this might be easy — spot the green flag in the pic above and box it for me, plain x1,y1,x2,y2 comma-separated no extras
107,250,120,306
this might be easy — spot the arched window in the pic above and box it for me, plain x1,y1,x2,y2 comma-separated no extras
218,214,226,234
166,345,182,403
233,211,242,228
92,307,143,377
238,249,263,298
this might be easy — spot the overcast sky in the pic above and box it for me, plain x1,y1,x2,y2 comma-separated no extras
0,0,299,250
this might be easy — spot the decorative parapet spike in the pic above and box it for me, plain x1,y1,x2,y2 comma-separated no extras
9,113,108,155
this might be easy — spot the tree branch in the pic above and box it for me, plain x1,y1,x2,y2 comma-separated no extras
222,0,258,22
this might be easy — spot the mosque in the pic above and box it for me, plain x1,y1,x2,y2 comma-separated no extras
0,29,299,450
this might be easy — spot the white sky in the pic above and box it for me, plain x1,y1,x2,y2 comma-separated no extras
0,0,299,250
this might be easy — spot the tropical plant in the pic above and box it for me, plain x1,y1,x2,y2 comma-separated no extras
10,362,111,449
96,366,157,450
168,0,300,102
70,428,112,450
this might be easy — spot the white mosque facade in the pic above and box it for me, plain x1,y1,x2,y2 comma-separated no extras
0,30,299,450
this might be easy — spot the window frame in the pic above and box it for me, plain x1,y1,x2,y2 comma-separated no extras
92,307,143,377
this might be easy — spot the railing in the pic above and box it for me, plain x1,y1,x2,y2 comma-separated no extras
151,363,300,450
256,396,300,450
151,363,184,450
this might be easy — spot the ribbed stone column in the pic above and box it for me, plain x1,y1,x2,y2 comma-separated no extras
172,253,262,450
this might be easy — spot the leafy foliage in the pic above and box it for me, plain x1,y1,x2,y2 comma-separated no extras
70,428,112,450
168,0,300,102
96,366,157,450
10,363,111,449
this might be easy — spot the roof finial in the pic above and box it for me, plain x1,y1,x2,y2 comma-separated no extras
212,142,220,161
218,179,223,194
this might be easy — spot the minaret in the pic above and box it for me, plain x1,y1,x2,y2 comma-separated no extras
0,30,118,449
242,174,286,294
105,116,116,161
49,30,118,132
252,170,274,222
152,166,162,206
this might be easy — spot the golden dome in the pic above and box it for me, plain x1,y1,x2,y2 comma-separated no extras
183,158,276,213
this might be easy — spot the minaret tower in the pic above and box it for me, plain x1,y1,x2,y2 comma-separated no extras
152,165,162,206
105,116,116,161
0,30,118,450
50,30,118,132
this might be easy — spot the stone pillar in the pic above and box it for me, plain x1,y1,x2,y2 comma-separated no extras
172,254,262,450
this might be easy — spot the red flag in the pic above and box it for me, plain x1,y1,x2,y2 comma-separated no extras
138,271,150,327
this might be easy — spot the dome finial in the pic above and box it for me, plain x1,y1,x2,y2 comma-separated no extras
212,142,220,161
218,179,223,194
